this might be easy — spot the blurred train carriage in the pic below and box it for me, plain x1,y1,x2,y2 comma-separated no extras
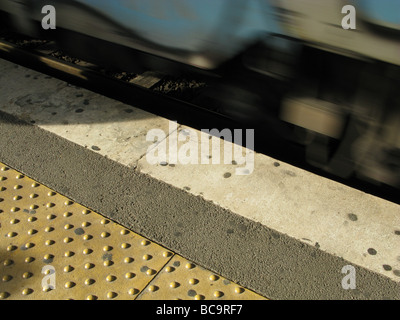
1,0,399,187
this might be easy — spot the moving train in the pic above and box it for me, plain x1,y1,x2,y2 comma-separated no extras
1,0,399,187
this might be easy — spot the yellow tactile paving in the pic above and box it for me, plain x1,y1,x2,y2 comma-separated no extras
138,255,266,300
0,164,173,300
0,163,267,300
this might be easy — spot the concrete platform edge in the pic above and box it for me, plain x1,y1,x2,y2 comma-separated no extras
0,110,399,300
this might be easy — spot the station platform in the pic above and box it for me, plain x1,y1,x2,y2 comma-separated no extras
0,162,265,300
0,57,399,300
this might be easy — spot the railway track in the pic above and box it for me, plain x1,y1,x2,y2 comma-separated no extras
0,28,399,205
0,30,237,130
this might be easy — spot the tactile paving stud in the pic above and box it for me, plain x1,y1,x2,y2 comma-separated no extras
137,255,267,300
0,163,173,300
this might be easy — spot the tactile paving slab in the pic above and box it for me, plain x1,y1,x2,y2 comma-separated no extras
0,163,173,300
0,162,267,300
138,255,265,300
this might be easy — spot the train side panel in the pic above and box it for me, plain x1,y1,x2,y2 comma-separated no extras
0,0,285,69
275,0,400,66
